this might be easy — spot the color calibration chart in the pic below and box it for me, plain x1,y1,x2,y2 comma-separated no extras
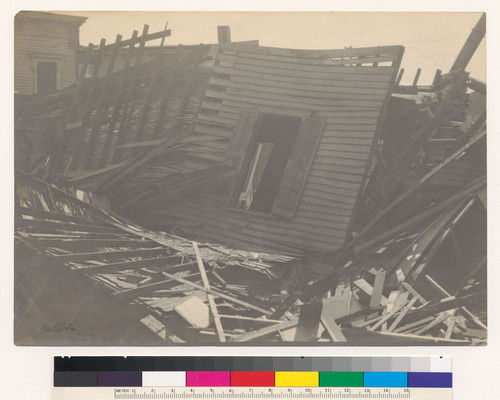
52,356,452,400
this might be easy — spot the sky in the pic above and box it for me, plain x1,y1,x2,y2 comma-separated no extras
56,11,486,86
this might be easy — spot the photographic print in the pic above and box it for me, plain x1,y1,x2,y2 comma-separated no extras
14,11,486,345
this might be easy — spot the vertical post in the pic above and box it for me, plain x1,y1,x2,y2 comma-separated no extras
217,26,231,44
432,69,442,86
412,68,422,87
395,68,404,86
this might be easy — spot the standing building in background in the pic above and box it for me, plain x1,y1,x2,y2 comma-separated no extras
14,11,87,94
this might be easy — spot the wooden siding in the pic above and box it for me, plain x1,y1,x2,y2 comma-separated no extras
161,45,403,252
14,13,83,94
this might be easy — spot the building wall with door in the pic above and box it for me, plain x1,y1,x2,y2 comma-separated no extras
155,45,404,253
14,11,87,94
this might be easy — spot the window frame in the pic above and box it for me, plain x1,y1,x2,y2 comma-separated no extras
227,110,324,220
33,57,61,94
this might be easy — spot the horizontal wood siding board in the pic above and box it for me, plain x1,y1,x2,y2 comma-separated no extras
213,66,392,89
180,133,229,143
224,49,400,66
300,194,356,210
170,193,348,242
166,201,346,246
320,136,375,146
316,149,371,161
309,171,364,185
299,201,354,217
222,44,403,60
207,91,381,111
227,74,390,96
309,167,364,183
198,221,343,251
303,181,359,199
307,175,362,191
193,123,234,138
293,215,351,230
219,61,394,83
182,141,228,152
220,100,314,118
322,130,379,139
196,112,236,126
208,77,388,101
299,187,359,205
181,151,225,162
313,156,368,169
316,143,373,153
217,53,395,76
220,86,385,107
206,88,382,110
314,110,382,118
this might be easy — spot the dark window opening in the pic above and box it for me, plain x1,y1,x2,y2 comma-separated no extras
237,114,302,213
36,61,58,94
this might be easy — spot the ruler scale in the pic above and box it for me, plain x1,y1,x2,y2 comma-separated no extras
52,357,452,400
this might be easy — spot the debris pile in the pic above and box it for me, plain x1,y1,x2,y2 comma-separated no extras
15,167,486,344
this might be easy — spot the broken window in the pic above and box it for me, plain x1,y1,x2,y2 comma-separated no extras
227,111,325,219
36,60,58,94
238,114,301,212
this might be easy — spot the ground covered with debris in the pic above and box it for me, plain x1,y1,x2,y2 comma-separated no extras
15,170,486,345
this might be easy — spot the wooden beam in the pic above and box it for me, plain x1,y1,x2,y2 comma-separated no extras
387,296,418,332
368,292,409,331
102,28,171,50
74,257,188,274
229,320,298,343
51,247,169,263
425,275,487,330
347,129,486,255
353,175,486,255
114,267,272,316
412,68,422,86
192,242,226,343
369,270,386,309
97,29,139,169
15,218,119,234
450,13,486,72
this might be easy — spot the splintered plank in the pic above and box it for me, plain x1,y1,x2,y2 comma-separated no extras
294,303,323,342
174,296,210,329
16,207,102,225
29,237,160,251
387,296,419,332
368,292,410,331
15,218,119,234
51,247,169,263
401,282,428,306
229,320,299,343
369,270,387,309
425,275,487,330
413,311,454,335
140,314,168,341
353,279,388,305
115,269,273,316
376,331,470,344
192,242,226,343
75,258,191,274
393,317,436,334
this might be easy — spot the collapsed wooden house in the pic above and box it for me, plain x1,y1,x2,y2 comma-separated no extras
14,13,487,345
